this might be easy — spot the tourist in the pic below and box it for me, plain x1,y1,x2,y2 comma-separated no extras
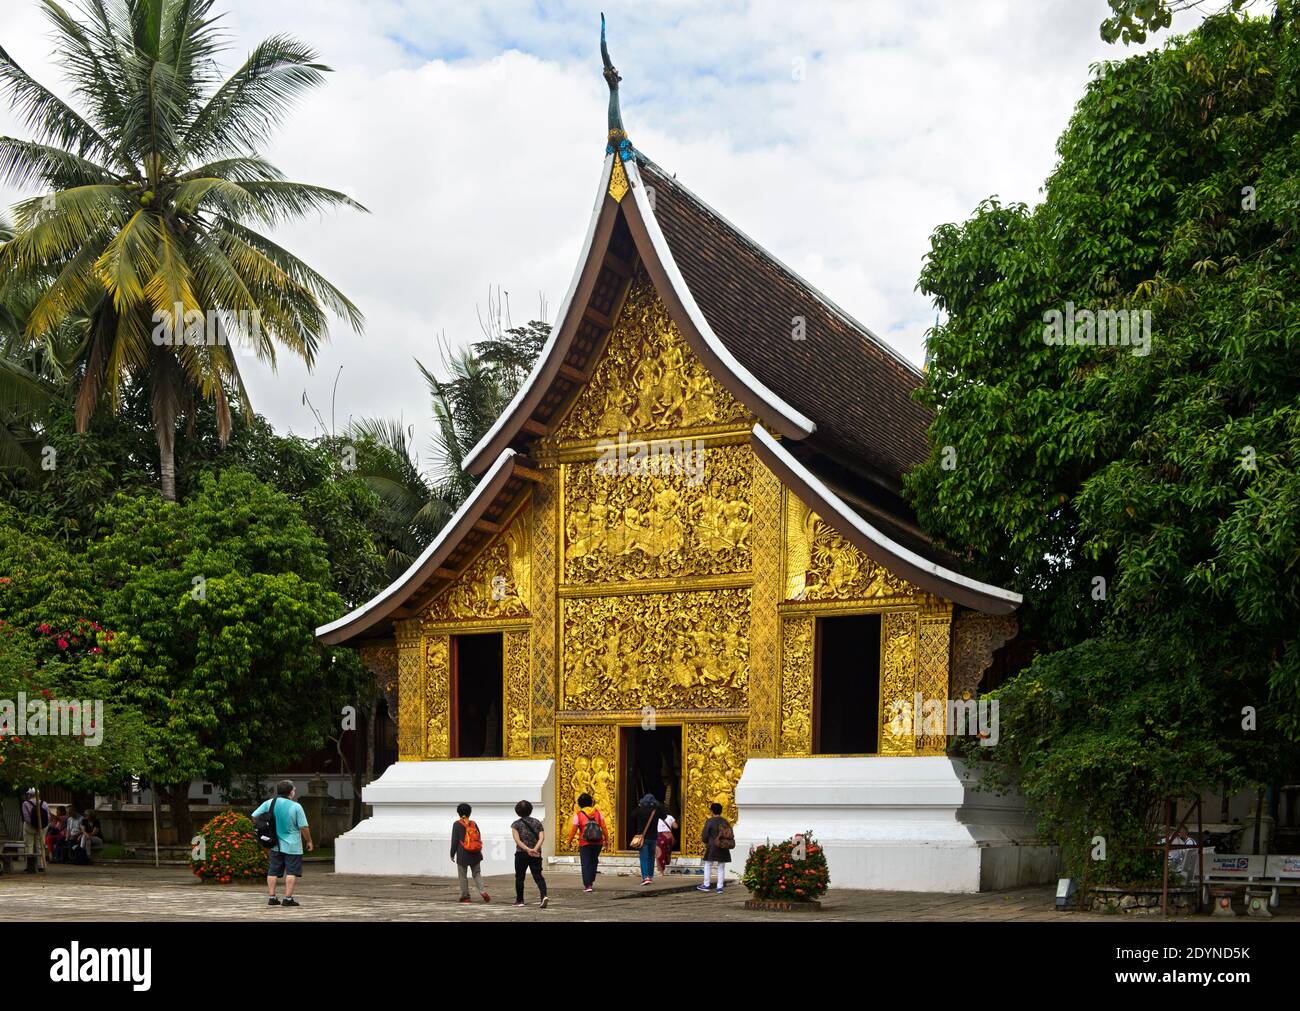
20,789,49,873
655,811,677,875
251,781,313,907
565,792,606,892
697,802,734,894
44,806,66,864
64,807,83,854
76,808,104,864
510,799,549,909
450,802,490,904
631,792,666,885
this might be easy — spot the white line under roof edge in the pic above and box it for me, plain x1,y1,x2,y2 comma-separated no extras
624,159,816,437
461,154,616,475
638,157,925,381
752,425,1022,606
314,447,518,640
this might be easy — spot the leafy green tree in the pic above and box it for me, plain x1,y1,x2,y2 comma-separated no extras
0,0,365,501
89,468,363,841
913,11,1300,875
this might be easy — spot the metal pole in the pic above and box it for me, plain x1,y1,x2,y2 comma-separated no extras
151,785,160,868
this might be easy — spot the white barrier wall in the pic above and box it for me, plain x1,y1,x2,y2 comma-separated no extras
732,756,1058,893
336,760,555,877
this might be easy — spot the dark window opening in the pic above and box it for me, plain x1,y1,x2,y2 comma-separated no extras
815,613,881,754
453,633,503,758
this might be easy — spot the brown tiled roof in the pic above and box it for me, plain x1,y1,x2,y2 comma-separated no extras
640,157,933,486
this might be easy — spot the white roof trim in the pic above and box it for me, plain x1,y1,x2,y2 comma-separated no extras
752,425,1022,611
625,159,817,438
315,448,518,642
461,154,616,475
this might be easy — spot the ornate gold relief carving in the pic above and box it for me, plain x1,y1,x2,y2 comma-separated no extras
684,722,746,856
608,157,629,202
918,614,953,755
560,588,750,712
950,611,1018,701
424,511,530,624
784,495,919,603
879,611,918,756
504,629,532,758
748,463,782,756
395,624,423,761
779,616,814,756
563,445,753,584
424,635,451,759
529,475,558,756
556,723,617,853
552,272,750,442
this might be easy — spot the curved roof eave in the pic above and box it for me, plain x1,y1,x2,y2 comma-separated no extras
315,448,522,645
750,425,1022,615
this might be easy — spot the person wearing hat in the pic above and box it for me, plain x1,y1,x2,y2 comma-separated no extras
20,789,49,873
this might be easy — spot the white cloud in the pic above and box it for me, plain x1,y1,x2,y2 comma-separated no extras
0,0,1209,472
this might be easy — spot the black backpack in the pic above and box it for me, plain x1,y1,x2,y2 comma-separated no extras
580,810,605,845
253,797,278,849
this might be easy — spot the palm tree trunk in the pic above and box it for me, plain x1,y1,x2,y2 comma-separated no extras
151,350,180,501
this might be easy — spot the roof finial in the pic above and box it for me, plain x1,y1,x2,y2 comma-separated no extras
601,13,632,161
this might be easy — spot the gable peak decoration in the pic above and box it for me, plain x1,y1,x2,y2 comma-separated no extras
601,13,633,202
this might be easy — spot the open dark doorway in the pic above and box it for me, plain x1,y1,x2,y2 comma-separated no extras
815,613,881,754
619,726,682,851
452,633,502,758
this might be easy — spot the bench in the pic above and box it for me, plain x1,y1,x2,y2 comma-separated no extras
1202,852,1300,910
0,840,36,874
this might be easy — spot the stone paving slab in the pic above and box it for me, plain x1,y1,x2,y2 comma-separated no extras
0,864,1292,922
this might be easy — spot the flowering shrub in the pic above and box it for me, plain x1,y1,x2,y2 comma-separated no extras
741,830,829,902
191,811,268,883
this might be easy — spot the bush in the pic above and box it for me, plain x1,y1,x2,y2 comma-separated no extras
741,831,829,902
191,811,268,884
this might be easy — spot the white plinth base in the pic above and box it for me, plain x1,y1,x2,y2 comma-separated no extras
336,759,554,877
733,756,1058,893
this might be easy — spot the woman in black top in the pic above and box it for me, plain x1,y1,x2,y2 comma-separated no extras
697,802,732,894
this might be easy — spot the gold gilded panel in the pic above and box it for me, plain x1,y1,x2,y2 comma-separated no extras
563,444,752,584
879,611,918,756
560,588,750,712
395,624,423,761
779,616,814,756
504,629,532,758
556,723,617,853
551,271,750,442
530,474,558,755
918,614,952,755
424,511,530,624
683,722,746,857
424,635,451,759
784,494,919,603
748,463,781,756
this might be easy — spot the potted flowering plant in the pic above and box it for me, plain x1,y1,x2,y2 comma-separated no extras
741,830,829,911
190,811,268,884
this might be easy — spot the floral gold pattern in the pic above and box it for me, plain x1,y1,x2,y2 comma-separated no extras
779,616,814,755
424,635,451,758
784,495,918,603
684,722,746,855
879,611,918,756
556,723,617,853
424,513,530,624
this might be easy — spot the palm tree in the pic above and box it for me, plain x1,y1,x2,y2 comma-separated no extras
0,0,365,500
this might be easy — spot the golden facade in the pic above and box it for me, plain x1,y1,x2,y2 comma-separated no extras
390,273,972,850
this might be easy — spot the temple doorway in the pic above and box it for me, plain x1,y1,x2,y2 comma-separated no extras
619,725,682,851
814,613,881,754
452,633,503,758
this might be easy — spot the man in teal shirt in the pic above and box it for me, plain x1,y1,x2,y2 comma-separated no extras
252,780,313,907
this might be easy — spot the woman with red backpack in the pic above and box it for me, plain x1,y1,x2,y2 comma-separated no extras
451,802,491,904
565,792,607,892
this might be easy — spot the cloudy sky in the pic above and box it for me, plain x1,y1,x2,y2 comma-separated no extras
0,0,1205,475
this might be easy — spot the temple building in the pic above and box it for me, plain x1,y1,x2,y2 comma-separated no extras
316,24,1055,892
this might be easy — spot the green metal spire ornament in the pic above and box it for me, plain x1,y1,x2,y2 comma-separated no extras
601,13,633,162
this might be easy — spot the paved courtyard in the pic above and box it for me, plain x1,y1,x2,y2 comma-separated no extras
2,863,1293,921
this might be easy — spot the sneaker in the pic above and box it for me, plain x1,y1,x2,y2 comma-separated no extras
513,901,526,908
282,897,299,907
540,895,549,908
267,896,280,906
458,897,472,904
584,886,593,893
642,877,653,885
481,892,491,903
696,884,711,891
715,888,724,894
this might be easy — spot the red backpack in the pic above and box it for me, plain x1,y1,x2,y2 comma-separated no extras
460,818,483,852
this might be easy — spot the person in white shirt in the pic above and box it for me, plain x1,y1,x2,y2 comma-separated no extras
655,812,677,875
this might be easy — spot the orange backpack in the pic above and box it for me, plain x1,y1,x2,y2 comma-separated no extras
461,818,483,852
